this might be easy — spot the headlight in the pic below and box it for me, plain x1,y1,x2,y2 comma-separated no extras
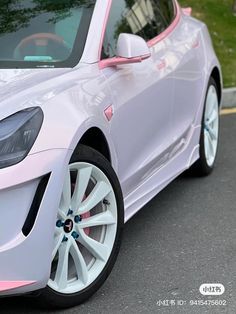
0,107,43,169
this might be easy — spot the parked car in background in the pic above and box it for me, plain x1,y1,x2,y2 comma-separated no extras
0,0,222,309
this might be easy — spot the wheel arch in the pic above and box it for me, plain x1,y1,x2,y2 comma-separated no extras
211,66,222,105
72,127,111,163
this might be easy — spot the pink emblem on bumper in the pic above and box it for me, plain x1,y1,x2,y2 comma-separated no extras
0,281,35,292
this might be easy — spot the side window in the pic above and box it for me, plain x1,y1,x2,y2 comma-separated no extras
102,1,133,59
102,0,176,59
158,0,175,26
149,1,175,36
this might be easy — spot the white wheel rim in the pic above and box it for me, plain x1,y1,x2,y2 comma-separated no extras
204,85,219,167
48,162,118,294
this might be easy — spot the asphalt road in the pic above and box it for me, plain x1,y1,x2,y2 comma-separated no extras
1,113,236,314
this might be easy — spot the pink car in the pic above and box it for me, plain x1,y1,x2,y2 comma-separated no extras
0,0,221,309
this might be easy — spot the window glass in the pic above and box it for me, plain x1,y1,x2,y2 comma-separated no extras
102,0,176,59
0,0,96,69
158,1,175,26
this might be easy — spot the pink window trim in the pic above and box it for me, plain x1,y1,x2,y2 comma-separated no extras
0,281,35,292
147,0,181,47
98,0,182,67
98,0,113,60
99,53,151,70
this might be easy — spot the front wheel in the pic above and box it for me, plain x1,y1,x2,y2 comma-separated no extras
39,145,124,309
190,77,220,176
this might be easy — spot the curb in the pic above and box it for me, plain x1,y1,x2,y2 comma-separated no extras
222,88,236,108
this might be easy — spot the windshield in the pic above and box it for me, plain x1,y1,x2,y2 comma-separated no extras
0,0,96,68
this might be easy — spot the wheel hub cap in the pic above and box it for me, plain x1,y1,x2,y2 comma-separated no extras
64,219,74,233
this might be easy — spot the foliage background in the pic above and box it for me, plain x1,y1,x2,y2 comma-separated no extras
179,0,236,87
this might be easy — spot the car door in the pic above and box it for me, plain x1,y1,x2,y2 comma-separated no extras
170,5,204,146
100,0,176,197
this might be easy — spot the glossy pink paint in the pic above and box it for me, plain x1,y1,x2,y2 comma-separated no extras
0,281,35,292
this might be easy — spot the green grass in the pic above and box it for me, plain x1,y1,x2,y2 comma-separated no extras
179,0,236,87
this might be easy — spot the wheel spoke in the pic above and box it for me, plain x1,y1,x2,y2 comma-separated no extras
208,125,217,141
58,209,67,220
78,211,116,229
52,233,64,260
71,166,92,211
206,131,215,157
54,240,71,290
207,109,218,125
78,181,112,215
77,229,109,262
60,169,71,214
206,88,216,118
208,98,216,118
70,239,88,284
204,129,211,159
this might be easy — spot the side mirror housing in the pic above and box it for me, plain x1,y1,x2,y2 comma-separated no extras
99,33,151,69
117,33,150,59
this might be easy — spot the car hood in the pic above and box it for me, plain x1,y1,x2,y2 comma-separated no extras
0,67,76,120
0,68,69,100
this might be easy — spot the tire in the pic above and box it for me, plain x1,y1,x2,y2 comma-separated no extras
190,77,220,176
38,144,124,309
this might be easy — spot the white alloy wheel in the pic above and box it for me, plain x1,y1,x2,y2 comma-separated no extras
48,162,118,294
203,85,219,167
189,78,220,176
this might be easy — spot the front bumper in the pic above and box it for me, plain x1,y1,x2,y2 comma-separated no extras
0,148,71,295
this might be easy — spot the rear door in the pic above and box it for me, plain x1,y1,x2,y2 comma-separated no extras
170,6,203,146
100,0,177,197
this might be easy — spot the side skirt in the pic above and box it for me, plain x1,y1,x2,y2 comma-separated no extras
124,125,201,222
